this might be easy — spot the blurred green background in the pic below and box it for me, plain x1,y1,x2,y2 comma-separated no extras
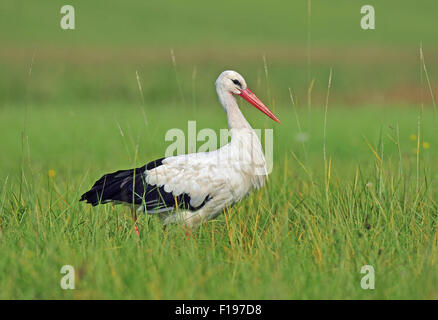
1,0,437,107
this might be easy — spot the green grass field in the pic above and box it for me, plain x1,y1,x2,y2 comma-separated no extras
0,0,437,299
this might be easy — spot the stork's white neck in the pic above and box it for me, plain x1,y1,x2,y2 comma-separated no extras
216,85,267,181
217,87,251,131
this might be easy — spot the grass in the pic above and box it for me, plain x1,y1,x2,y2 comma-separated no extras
0,103,437,299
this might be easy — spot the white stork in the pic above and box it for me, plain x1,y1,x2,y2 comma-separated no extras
80,70,280,232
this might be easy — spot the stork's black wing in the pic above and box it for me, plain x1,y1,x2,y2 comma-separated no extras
80,157,209,213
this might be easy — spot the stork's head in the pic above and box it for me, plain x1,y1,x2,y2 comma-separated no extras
215,70,280,123
215,70,248,95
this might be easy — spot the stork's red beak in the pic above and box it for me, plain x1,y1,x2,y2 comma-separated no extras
239,88,280,123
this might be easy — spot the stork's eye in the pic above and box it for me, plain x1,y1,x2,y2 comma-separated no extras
232,79,242,88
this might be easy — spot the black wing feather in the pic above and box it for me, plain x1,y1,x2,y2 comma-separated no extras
80,157,209,213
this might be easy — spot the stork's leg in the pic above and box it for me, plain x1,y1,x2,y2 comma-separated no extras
131,208,140,237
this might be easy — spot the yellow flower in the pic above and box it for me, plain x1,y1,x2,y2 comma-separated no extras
409,134,417,141
423,142,430,149
48,169,56,178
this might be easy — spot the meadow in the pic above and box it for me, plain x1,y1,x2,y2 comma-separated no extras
0,0,437,299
